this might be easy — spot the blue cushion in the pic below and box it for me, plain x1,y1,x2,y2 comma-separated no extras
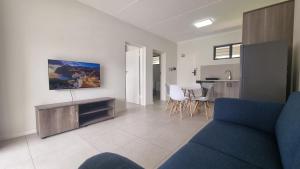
190,121,282,169
214,98,283,134
292,149,300,169
159,142,259,169
79,152,143,169
276,92,300,169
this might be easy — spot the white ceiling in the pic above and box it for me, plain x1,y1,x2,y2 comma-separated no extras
77,0,286,42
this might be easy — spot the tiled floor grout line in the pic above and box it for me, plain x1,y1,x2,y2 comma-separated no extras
117,120,208,169
76,133,101,153
73,128,124,156
25,136,37,169
114,123,179,169
118,125,173,152
77,127,157,168
114,126,171,154
2,103,209,169
21,117,207,169
153,120,210,169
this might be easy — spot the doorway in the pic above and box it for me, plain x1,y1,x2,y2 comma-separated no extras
125,43,141,104
153,50,162,101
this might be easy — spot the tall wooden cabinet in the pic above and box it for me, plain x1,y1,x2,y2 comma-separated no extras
242,0,295,95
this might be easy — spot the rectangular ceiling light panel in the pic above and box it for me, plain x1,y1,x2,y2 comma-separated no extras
194,18,214,28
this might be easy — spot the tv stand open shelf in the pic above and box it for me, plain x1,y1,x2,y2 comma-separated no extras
79,106,113,116
35,97,115,138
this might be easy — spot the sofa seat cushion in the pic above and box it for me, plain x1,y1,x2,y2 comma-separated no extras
79,152,143,169
159,142,260,169
190,121,282,169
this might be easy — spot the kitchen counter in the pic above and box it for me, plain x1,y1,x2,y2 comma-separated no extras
196,79,240,99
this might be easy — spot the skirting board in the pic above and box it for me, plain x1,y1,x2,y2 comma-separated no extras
0,129,36,141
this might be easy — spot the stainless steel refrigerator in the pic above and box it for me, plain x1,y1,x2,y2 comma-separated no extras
240,41,288,103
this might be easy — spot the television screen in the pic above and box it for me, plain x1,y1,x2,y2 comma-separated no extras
48,59,100,90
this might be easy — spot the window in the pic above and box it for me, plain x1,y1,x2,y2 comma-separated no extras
153,56,160,64
232,43,241,58
214,43,241,60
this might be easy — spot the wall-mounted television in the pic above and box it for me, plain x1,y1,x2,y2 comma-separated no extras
48,59,100,90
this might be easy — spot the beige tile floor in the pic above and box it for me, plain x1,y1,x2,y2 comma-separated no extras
0,102,210,169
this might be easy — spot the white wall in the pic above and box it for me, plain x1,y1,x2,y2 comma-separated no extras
0,0,177,140
177,29,242,86
293,0,300,91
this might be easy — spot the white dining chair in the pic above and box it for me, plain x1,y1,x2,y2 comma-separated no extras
186,84,202,116
191,83,214,119
165,84,173,111
169,85,189,119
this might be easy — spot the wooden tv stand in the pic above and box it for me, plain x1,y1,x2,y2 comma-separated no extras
35,97,115,138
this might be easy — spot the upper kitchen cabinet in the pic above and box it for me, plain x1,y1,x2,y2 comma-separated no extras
242,0,294,47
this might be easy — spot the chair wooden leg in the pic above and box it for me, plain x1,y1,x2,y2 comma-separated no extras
169,101,177,117
184,100,190,117
192,101,199,116
166,98,171,111
175,101,180,113
189,100,193,117
203,102,207,120
199,101,202,113
206,102,212,118
180,102,183,119
204,101,208,120
186,100,191,117
169,100,191,119
168,99,176,112
190,101,195,117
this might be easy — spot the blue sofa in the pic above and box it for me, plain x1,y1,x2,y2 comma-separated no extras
160,92,300,169
80,92,300,169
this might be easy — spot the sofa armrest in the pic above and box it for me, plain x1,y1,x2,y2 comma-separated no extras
214,98,284,134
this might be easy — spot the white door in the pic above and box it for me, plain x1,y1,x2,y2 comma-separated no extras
126,47,140,104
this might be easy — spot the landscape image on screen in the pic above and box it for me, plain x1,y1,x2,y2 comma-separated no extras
48,59,100,90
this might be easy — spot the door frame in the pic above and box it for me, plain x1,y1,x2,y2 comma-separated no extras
152,51,162,101
125,42,146,105
160,52,167,101
152,49,167,102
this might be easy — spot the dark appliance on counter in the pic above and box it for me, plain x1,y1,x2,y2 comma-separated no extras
205,78,220,81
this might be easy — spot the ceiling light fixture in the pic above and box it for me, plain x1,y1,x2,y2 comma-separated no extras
194,18,214,28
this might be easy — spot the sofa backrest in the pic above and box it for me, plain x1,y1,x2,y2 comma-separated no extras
276,92,300,169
